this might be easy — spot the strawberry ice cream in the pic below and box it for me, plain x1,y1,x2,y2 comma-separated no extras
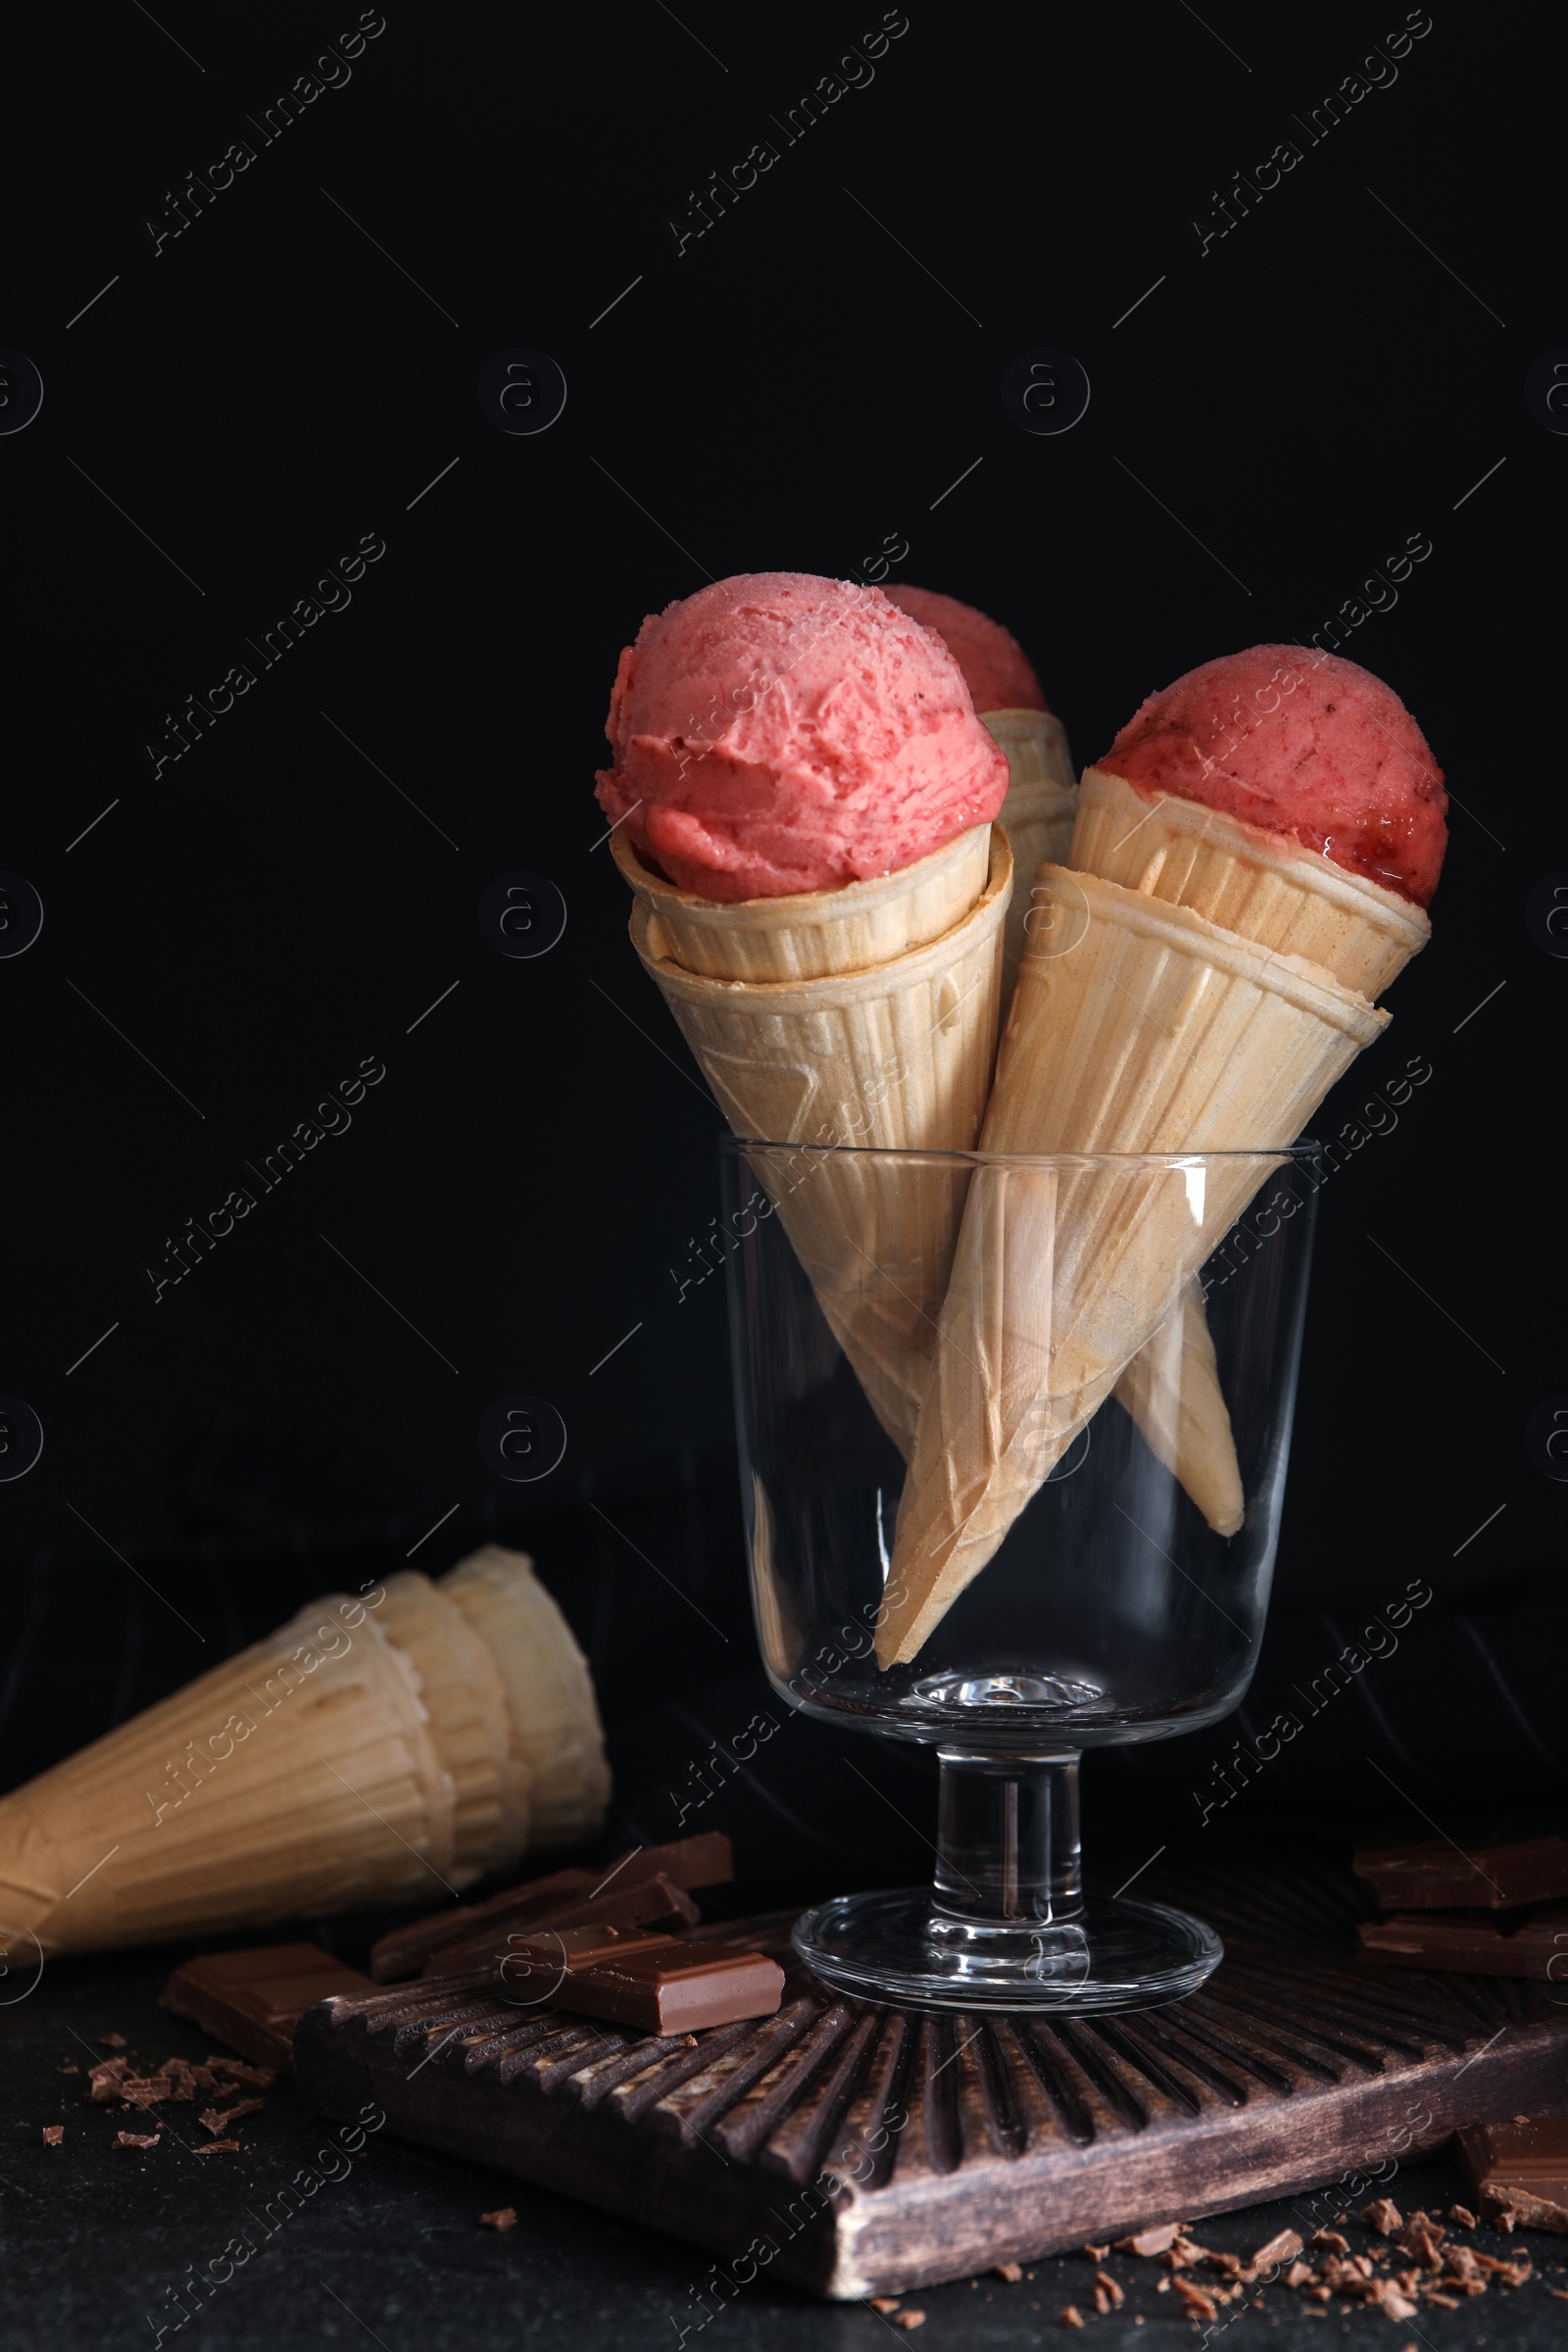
595,573,1008,901
883,585,1049,715
1098,645,1446,907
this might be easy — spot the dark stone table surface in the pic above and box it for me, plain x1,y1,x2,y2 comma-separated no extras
4,1944,1566,2352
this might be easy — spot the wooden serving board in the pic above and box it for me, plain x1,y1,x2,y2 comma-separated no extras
291,1859,1568,2299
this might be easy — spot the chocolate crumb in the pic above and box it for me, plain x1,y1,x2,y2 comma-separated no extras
869,2300,901,2315
101,2032,126,2048
480,2208,517,2232
1082,2242,1109,2260
1173,2279,1217,2321
210,2056,275,2087
1448,2204,1477,2229
994,2263,1023,2283
891,2312,924,2330
1360,2198,1402,2236
200,2099,263,2134
41,2125,64,2147
1115,2224,1179,2258
1059,2307,1085,2328
1094,2272,1124,2308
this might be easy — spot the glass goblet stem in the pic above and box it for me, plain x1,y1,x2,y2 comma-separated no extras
934,1748,1083,1925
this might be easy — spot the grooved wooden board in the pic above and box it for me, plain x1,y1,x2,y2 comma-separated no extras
291,1861,1568,2299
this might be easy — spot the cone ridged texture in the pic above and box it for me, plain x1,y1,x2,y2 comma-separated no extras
612,823,990,984
0,1601,455,1955
0,1548,611,1955
1071,768,1429,1001
627,829,1011,1455
984,709,1078,994
877,867,1387,1665
442,1548,610,1852
376,1572,529,1884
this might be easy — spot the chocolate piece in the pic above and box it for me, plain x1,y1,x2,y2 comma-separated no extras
161,1941,371,2070
1458,2118,1568,2235
501,1935,784,2034
426,1871,700,1978
1352,1832,1568,1913
1356,1900,1568,1978
496,1925,679,2003
369,1833,734,1982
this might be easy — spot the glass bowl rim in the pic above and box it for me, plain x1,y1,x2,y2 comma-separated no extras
719,1135,1325,1170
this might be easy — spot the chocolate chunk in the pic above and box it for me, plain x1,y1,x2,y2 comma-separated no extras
1458,2118,1568,2234
161,1942,371,2070
430,1873,700,1979
1115,2224,1179,2257
501,1935,783,2034
1356,1900,1568,1977
1250,2229,1304,2268
1352,1833,1568,1912
369,1833,734,1982
41,2125,64,2147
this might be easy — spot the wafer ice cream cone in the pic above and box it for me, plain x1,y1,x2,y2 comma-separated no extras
879,645,1447,1666
627,827,1010,1451
0,1598,456,1957
882,583,1235,1512
596,573,1013,1455
876,870,1390,1665
0,1546,611,1955
443,1547,610,1852
376,1571,530,1883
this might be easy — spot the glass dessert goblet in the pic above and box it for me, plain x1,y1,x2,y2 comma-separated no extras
720,1139,1322,2013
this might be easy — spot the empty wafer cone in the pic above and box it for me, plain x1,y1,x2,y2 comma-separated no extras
1070,767,1429,1000
0,1598,456,1957
376,1571,530,1883
877,867,1388,1666
442,1547,610,1852
623,827,1012,1455
983,708,1077,994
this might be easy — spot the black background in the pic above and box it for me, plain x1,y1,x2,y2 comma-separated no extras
2,7,1565,2344
2,0,1560,1797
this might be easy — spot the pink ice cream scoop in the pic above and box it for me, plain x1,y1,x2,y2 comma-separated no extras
882,584,1050,715
594,572,1009,902
1098,645,1447,906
